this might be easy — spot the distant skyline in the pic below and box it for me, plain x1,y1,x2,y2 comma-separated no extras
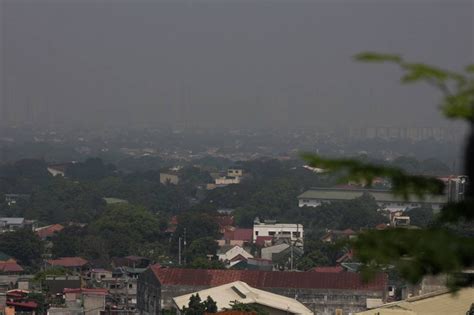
1,0,473,130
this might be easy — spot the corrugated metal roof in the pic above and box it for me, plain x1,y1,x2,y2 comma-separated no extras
298,188,447,203
47,257,88,267
151,266,387,291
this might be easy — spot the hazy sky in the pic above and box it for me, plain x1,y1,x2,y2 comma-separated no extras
1,0,473,130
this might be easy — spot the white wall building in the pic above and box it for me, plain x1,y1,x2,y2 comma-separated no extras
253,220,303,246
298,188,447,212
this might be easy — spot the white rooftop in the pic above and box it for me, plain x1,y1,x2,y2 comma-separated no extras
0,217,25,225
173,281,313,315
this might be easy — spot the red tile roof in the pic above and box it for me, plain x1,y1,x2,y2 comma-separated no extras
223,228,253,242
0,261,24,273
47,257,88,267
255,236,273,246
36,224,64,239
150,266,387,291
310,266,344,273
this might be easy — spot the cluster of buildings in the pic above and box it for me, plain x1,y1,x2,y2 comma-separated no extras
213,217,305,271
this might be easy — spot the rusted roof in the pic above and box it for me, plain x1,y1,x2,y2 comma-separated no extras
0,261,24,272
150,266,387,291
310,266,344,273
36,224,64,239
47,257,89,267
224,228,253,242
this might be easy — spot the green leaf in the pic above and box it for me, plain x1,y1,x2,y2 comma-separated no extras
400,63,450,83
301,153,445,199
353,228,474,290
354,52,402,63
441,93,474,120
465,64,474,73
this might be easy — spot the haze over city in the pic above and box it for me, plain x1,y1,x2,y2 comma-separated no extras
1,0,472,130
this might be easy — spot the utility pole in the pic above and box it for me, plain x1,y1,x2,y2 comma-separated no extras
178,236,182,265
183,228,187,265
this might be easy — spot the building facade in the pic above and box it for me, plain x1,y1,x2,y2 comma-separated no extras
298,188,447,212
137,267,387,315
253,220,303,246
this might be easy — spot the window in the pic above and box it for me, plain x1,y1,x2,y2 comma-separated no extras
129,284,133,288
255,231,259,236
293,232,301,238
268,231,276,236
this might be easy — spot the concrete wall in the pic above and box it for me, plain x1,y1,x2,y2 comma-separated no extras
137,269,161,315
160,284,385,315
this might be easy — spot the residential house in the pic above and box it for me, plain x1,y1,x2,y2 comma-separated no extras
137,266,388,315
356,288,474,315
5,290,39,314
46,257,89,274
35,224,64,240
298,188,447,212
47,164,70,177
63,288,109,315
0,217,25,232
217,245,253,262
173,281,313,315
160,172,180,185
0,261,24,275
218,228,253,247
253,220,303,247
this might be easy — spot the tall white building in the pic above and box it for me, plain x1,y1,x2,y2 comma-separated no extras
253,219,303,247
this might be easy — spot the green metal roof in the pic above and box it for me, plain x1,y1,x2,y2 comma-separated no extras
298,188,447,204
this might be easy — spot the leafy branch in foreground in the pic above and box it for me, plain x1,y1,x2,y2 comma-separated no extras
303,53,474,290
353,229,474,290
301,154,444,199
355,52,474,121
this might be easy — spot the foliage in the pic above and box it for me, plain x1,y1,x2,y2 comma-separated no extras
65,158,116,181
186,237,219,262
228,301,269,315
181,294,218,315
89,204,163,257
33,266,70,283
188,257,226,270
27,292,47,315
405,206,435,228
0,228,44,266
304,53,474,289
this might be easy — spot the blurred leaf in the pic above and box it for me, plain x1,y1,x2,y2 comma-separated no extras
400,63,449,83
353,228,474,289
465,64,474,73
301,153,445,199
354,52,402,63
441,92,474,119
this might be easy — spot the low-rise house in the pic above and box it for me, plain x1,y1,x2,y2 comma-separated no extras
173,281,313,315
137,266,388,315
218,228,253,247
47,164,70,177
64,288,108,315
217,245,253,262
0,217,25,232
35,224,64,240
356,288,474,315
0,261,24,274
160,172,180,185
253,220,303,247
46,257,89,274
298,187,447,212
89,268,113,282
